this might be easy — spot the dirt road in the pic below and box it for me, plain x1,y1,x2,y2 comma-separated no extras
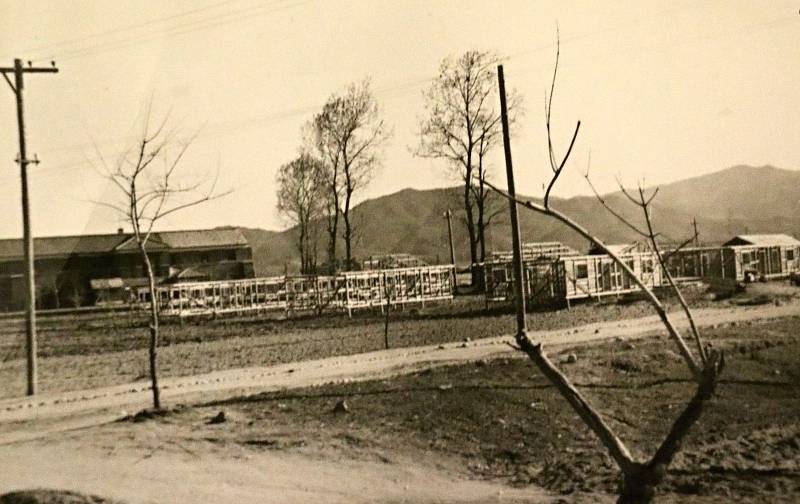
2,301,797,442
1,424,555,504
1,302,797,504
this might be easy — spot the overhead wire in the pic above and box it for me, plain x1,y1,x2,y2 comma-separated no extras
38,0,314,63
0,0,256,61
0,4,794,191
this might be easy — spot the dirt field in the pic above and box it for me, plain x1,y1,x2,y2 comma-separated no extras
3,313,798,503
2,282,798,503
0,283,785,400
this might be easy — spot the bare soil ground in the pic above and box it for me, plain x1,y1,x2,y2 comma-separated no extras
3,315,797,503
1,283,792,400
214,315,798,503
1,282,798,503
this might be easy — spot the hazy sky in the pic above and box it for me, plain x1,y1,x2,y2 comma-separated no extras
1,0,797,238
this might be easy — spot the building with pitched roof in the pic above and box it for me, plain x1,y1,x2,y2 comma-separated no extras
0,228,254,310
665,233,800,281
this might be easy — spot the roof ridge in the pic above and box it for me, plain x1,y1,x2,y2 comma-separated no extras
0,226,243,242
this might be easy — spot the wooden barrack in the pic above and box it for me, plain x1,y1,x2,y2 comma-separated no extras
145,264,455,318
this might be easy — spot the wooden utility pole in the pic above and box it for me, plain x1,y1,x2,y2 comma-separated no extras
497,65,526,334
692,218,699,248
444,209,456,267
1,58,59,396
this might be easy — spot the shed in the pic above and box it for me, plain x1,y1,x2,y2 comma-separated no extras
723,234,800,248
721,234,800,280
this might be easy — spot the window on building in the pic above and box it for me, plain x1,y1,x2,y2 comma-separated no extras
788,248,796,261
227,249,237,261
642,259,654,274
575,263,588,279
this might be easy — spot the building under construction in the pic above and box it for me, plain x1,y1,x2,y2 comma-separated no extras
484,243,664,307
147,264,456,318
484,234,800,308
665,234,800,282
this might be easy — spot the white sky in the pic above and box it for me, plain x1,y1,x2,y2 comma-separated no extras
0,0,798,238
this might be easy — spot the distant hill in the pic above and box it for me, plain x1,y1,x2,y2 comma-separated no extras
240,165,800,275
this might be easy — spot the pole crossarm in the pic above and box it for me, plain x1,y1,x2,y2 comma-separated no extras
0,64,58,94
0,67,59,73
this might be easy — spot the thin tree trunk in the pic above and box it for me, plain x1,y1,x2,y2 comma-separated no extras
477,188,487,263
327,210,338,274
383,276,391,350
298,224,307,274
343,181,354,270
138,244,161,410
344,210,352,270
463,184,478,285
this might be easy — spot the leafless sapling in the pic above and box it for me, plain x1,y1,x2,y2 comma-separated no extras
487,37,723,503
94,106,229,410
382,271,394,350
276,151,327,274
313,79,390,271
416,51,523,285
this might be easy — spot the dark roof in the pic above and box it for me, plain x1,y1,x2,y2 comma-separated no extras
0,234,128,262
723,234,800,247
158,229,248,249
0,228,249,261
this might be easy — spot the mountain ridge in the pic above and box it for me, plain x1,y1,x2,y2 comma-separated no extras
240,165,800,275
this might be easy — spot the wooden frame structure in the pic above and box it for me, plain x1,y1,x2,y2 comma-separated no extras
487,241,578,262
666,243,800,282
484,251,665,307
486,234,800,307
142,265,455,318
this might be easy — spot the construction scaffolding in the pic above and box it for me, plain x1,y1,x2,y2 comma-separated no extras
487,241,579,262
147,265,455,318
484,251,666,307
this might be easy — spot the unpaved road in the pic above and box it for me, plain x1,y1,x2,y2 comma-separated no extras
1,302,797,504
1,425,555,504
2,301,797,443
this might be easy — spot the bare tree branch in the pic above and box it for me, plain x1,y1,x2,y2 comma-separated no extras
481,176,702,379
542,29,581,209
636,185,709,365
583,165,652,239
96,105,231,410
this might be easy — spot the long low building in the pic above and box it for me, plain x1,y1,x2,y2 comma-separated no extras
151,264,456,318
484,248,664,307
483,234,800,308
666,234,800,282
0,228,255,311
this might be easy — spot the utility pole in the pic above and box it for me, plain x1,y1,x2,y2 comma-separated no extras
1,58,59,396
444,209,456,267
692,218,699,248
497,65,527,334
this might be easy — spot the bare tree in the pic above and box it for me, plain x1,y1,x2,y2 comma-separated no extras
95,106,228,410
486,38,724,503
276,151,326,274
416,51,522,285
313,79,390,271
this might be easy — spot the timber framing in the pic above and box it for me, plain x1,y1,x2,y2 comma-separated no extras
143,264,456,318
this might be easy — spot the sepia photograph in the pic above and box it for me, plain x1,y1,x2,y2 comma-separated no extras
0,1,799,502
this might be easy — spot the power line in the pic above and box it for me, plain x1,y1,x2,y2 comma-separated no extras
0,76,435,184
1,5,793,187
0,0,255,61
38,0,313,63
